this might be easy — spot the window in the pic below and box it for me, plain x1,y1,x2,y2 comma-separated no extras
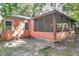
25,23,29,30
34,18,44,32
5,20,13,30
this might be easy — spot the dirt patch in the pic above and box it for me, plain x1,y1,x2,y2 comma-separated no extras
0,38,79,56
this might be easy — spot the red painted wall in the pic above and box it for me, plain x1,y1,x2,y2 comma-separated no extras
2,17,30,40
29,20,75,42
1,17,75,42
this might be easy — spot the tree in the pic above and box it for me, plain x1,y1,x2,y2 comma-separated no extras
19,3,65,17
0,3,20,17
62,3,79,21
19,3,45,17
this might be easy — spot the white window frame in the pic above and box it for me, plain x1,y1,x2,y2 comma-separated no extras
4,20,14,31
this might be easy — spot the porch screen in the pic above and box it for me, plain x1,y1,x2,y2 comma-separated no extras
5,21,12,30
34,18,44,32
56,14,70,31
45,14,53,32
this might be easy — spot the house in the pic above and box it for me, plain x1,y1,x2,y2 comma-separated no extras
1,10,76,42
30,10,76,42
1,15,31,40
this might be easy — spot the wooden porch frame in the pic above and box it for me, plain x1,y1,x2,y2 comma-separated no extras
53,13,56,41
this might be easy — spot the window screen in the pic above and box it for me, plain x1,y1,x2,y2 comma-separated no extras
56,23,62,32
34,14,53,32
56,14,71,31
45,14,53,32
62,23,69,31
5,21,12,30
56,14,62,23
56,23,69,32
34,18,44,32
66,18,74,30
34,19,39,31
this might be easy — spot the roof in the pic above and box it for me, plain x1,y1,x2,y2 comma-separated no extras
33,10,76,22
11,15,32,20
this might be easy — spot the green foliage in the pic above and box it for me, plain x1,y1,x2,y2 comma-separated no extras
0,3,20,18
19,3,44,17
0,23,2,30
31,3,43,17
62,3,79,21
